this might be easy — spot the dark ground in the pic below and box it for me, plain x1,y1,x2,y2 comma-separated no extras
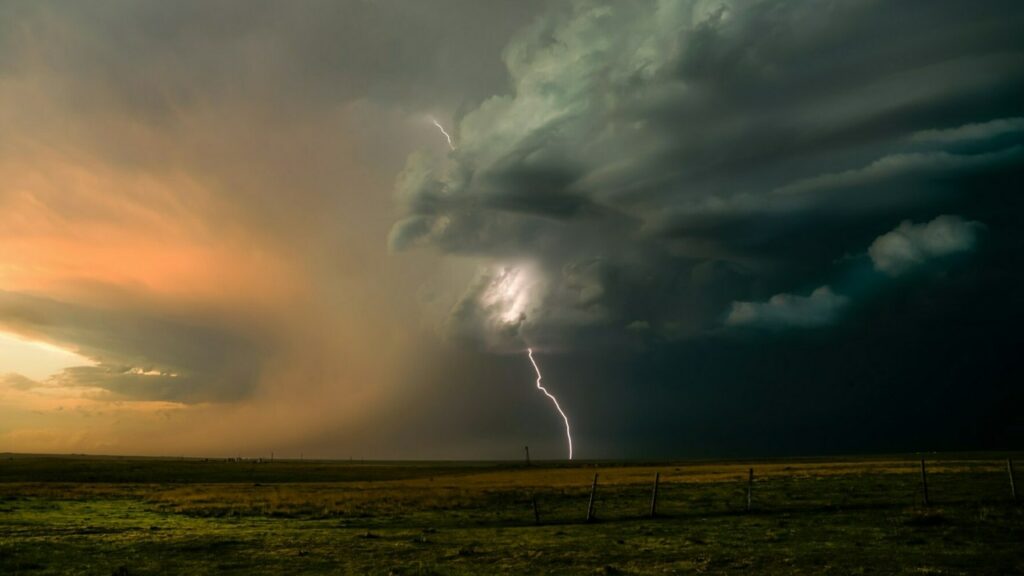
1,453,1022,575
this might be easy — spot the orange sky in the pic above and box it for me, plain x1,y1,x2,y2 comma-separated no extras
0,4,485,457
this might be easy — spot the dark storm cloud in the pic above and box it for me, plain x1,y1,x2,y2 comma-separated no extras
0,291,261,403
725,214,983,329
392,0,1024,349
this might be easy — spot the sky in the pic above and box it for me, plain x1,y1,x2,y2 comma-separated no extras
1,0,1022,459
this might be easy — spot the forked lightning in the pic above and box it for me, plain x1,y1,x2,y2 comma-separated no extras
527,347,574,460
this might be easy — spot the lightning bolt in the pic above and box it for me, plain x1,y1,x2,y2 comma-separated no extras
527,348,574,460
430,118,456,150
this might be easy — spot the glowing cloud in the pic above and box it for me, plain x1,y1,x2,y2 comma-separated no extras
480,266,534,326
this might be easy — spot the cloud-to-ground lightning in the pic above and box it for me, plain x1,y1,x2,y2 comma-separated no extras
430,117,455,150
527,347,573,460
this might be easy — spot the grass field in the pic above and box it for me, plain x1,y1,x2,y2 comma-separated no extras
2,453,1023,575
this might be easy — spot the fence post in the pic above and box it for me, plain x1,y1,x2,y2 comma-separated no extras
586,473,599,522
650,472,660,518
532,494,541,524
1009,458,1017,503
920,459,929,506
746,468,753,512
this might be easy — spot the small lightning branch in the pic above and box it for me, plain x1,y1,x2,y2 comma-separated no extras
430,117,456,150
527,347,574,460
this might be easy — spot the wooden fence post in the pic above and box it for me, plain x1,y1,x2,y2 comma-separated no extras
650,472,660,518
749,467,757,510
920,459,929,506
532,494,541,525
745,467,753,510
1008,458,1017,503
586,473,599,522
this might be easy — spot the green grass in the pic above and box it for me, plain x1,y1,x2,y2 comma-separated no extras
1,454,1022,574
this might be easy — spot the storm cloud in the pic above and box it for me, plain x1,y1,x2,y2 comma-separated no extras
393,0,1024,350
1,0,1023,458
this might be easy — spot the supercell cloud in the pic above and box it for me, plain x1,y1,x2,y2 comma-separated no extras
392,0,1024,352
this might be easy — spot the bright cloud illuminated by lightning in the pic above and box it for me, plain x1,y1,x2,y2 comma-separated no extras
446,263,546,352
480,265,536,326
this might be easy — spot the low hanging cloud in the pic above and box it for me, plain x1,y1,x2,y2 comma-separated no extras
724,214,984,330
726,286,849,329
391,0,1024,349
869,215,983,276
0,291,261,404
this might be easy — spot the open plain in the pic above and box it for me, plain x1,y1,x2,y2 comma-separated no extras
1,453,1023,575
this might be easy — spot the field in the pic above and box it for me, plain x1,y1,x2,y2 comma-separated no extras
1,454,1023,575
